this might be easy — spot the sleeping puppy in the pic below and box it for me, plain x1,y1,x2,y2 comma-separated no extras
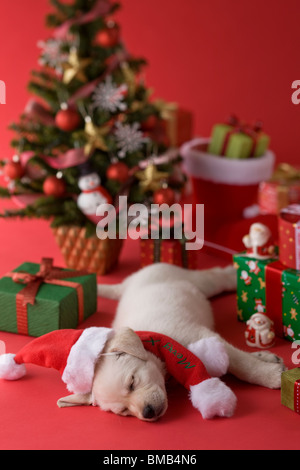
58,328,168,421
58,263,285,420
57,326,236,421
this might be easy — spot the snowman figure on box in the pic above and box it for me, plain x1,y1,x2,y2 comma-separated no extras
77,162,112,216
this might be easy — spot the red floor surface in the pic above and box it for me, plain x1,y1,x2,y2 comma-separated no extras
0,204,299,450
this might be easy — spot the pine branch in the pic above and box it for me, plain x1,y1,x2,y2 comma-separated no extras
0,187,11,198
28,82,59,111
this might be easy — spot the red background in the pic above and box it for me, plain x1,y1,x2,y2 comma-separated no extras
0,0,300,166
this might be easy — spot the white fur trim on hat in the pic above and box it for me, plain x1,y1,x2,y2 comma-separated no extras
188,337,229,377
189,377,237,419
181,137,275,185
0,353,27,381
62,327,114,394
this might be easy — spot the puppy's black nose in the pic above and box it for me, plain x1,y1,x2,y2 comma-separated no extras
142,405,155,420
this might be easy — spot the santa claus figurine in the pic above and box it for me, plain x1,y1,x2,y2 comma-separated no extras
240,270,252,285
245,313,275,349
242,223,276,259
77,163,112,216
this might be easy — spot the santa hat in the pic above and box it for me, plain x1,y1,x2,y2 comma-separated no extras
0,327,114,394
0,327,236,419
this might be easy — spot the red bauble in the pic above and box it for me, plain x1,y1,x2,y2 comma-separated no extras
153,187,176,205
55,108,81,132
43,176,66,197
140,115,158,131
94,26,120,47
106,162,129,184
3,161,24,180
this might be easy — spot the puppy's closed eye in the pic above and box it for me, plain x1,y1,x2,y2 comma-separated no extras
116,352,125,360
128,376,135,393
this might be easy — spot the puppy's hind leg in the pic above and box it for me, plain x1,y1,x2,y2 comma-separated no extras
188,265,237,298
97,283,123,300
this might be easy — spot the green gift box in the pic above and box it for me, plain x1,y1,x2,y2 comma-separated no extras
281,368,300,414
0,258,97,337
208,122,270,159
234,252,300,341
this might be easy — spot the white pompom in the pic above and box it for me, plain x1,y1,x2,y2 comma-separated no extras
189,377,237,419
0,354,26,380
188,337,229,377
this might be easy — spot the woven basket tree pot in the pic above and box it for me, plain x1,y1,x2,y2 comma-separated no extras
52,226,124,275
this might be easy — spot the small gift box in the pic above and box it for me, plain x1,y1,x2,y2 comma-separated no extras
208,116,270,159
234,252,300,342
259,164,300,215
151,100,194,148
0,258,97,337
140,227,198,270
141,239,198,269
281,368,300,414
279,204,300,271
165,107,194,148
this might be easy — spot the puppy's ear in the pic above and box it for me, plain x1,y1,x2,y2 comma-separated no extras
109,327,147,361
57,393,92,408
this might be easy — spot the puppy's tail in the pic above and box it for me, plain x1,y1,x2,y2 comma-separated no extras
97,283,123,300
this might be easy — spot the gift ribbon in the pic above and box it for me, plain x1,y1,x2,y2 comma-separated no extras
5,258,89,335
294,379,300,414
279,217,300,271
265,260,287,337
220,117,261,157
271,163,300,182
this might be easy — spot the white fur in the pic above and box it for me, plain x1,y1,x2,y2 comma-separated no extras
62,327,114,394
188,337,229,377
190,378,237,419
0,353,27,381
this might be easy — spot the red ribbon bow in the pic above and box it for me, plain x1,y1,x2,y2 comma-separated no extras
221,115,263,157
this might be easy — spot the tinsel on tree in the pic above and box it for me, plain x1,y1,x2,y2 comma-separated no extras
0,0,186,237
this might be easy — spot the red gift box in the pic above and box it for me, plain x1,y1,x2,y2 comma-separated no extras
145,106,194,148
279,204,300,270
140,238,198,269
258,168,300,216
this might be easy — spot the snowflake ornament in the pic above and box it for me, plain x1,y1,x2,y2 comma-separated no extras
92,76,128,113
114,121,149,158
38,39,69,72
